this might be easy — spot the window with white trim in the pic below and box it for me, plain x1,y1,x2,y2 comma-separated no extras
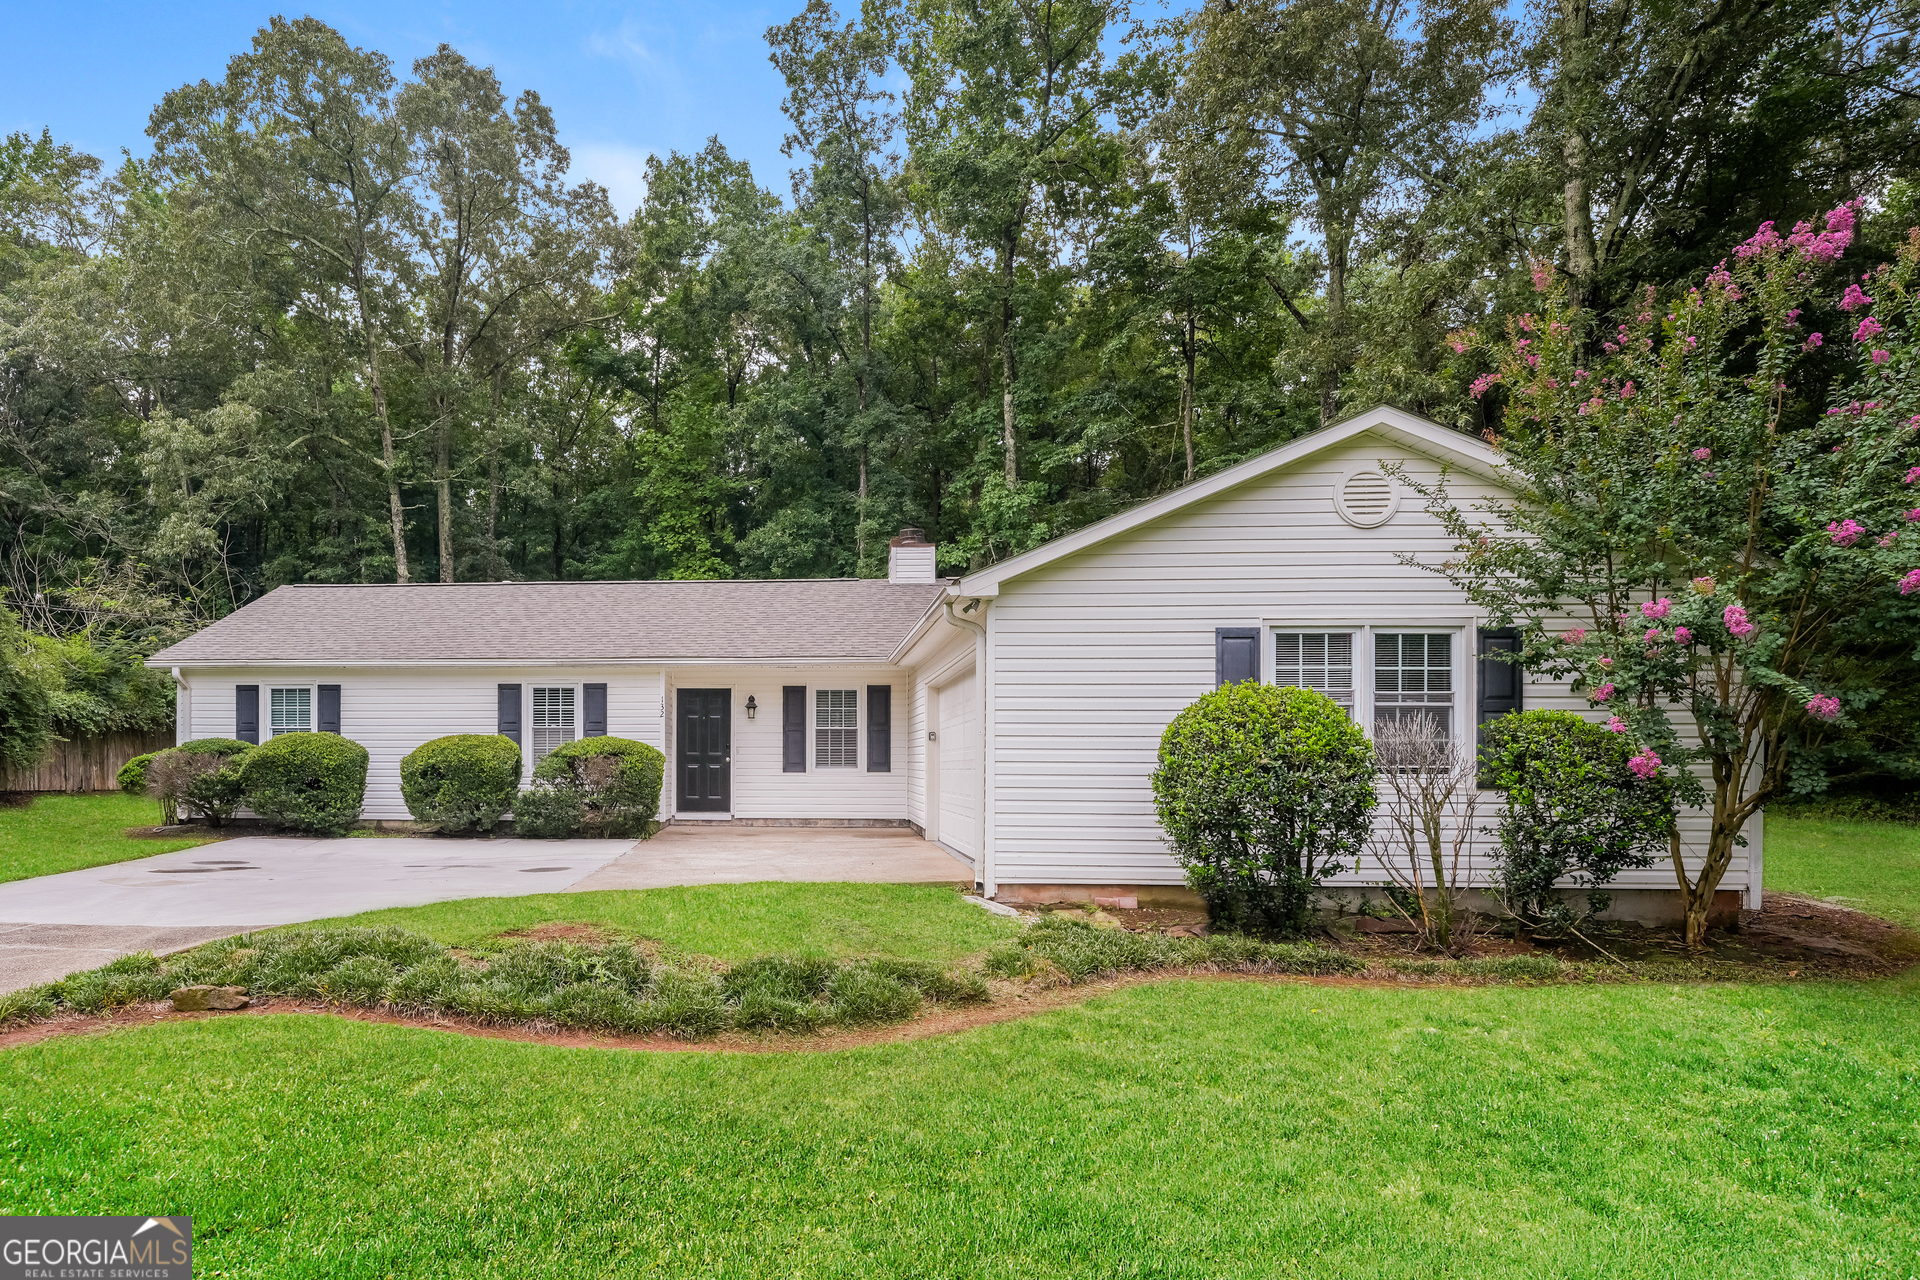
1273,632,1355,714
269,687,312,736
815,689,857,768
531,686,577,764
1374,633,1454,741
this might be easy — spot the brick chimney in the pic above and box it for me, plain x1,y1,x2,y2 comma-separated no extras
887,528,937,584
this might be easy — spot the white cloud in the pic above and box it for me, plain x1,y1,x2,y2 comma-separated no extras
568,140,655,218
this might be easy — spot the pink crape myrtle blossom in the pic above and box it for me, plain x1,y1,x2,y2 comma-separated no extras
1805,695,1842,722
1878,531,1900,548
1902,568,1920,596
1674,626,1693,645
1469,372,1500,399
1644,628,1663,643
1855,316,1884,342
1561,628,1586,644
1828,519,1865,546
1873,350,1891,365
1605,716,1627,733
1903,466,1920,484
1691,447,1712,461
1724,605,1757,639
1598,656,1614,668
1641,598,1672,620
1692,576,1716,595
1905,509,1920,523
1805,333,1824,350
1627,749,1662,780
1839,284,1873,311
1590,682,1616,704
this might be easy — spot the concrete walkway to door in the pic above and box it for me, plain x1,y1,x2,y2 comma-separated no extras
570,824,973,892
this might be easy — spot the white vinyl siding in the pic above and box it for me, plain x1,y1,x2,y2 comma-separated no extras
181,668,668,821
269,687,312,735
977,429,1759,903
815,689,858,768
531,686,577,764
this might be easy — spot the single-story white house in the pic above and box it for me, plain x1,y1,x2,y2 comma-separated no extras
147,406,1758,919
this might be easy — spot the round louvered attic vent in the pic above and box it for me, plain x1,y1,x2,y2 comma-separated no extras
1335,469,1399,528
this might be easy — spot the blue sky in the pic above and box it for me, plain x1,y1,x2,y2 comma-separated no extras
0,1,811,215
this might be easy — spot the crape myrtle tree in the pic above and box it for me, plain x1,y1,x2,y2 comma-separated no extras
1415,205,1920,946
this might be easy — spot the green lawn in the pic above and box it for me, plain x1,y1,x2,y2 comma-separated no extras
305,881,1022,962
0,792,210,883
1765,815,1920,928
4,974,1916,1277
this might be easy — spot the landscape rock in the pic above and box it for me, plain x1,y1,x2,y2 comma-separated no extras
170,985,251,1012
1353,916,1419,934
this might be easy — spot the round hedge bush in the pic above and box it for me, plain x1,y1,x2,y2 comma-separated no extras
117,752,158,797
1480,709,1673,934
239,732,369,835
1152,682,1376,936
399,734,522,833
530,736,665,838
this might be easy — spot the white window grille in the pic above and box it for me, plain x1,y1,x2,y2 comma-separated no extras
1273,632,1354,713
1374,633,1454,741
531,686,577,764
269,687,312,736
815,689,857,768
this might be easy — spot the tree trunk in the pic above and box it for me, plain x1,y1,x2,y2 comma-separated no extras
351,269,409,584
998,228,1019,486
1182,299,1197,482
1321,228,1348,428
436,414,454,583
1558,0,1599,317
486,371,501,580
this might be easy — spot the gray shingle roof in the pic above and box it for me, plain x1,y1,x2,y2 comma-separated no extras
147,580,951,666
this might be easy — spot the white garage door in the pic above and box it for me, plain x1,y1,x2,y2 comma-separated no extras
935,670,979,863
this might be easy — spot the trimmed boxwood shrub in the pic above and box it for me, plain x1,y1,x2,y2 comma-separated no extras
144,738,254,826
399,734,521,833
118,750,167,821
1152,682,1377,936
1480,710,1674,935
117,751,158,796
240,732,369,835
531,736,664,838
513,780,585,839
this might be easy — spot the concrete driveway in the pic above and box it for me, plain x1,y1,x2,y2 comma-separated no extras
0,826,971,993
0,835,635,993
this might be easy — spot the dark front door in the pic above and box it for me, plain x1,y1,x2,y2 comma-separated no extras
676,689,731,812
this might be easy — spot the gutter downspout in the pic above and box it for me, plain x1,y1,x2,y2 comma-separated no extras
943,596,990,896
169,667,190,746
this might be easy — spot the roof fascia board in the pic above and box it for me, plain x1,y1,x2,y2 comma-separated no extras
955,406,1503,595
147,656,914,671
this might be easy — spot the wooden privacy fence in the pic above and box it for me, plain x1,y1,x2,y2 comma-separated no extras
0,728,177,794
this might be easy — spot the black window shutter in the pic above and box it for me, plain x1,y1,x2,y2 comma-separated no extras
1215,627,1260,687
235,685,259,744
317,684,341,734
866,684,892,773
782,685,806,773
583,683,608,737
497,684,522,745
1476,628,1523,725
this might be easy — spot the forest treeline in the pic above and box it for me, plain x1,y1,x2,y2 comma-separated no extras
1,0,1916,643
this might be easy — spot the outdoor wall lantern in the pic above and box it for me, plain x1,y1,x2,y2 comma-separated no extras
745,695,758,720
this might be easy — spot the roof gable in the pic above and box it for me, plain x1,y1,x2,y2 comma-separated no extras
954,406,1502,596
